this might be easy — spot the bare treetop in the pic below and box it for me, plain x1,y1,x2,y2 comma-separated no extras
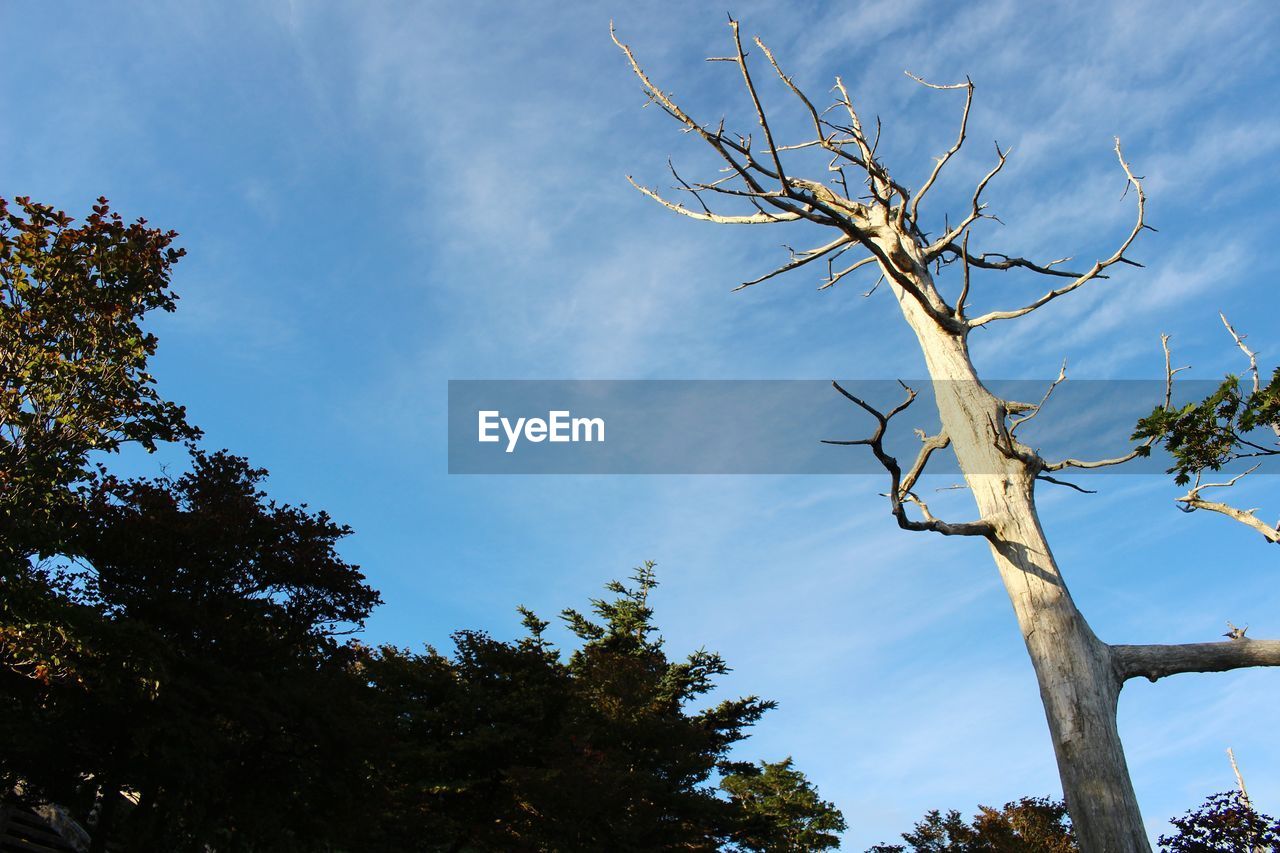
612,18,1151,337
613,19,1279,852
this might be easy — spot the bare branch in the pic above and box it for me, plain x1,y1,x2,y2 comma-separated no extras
831,378,918,422
1160,333,1184,411
754,41,829,153
902,491,949,528
1177,465,1280,544
667,160,714,215
734,235,853,290
955,232,973,318
613,24,744,165
818,255,878,291
924,142,1010,259
1221,313,1262,396
1112,637,1280,683
905,72,975,224
967,139,1148,327
1043,335,1184,472
1037,473,1097,494
1189,465,1262,493
626,177,803,224
900,429,951,496
1010,360,1068,436
947,248,1090,280
1227,747,1253,809
616,24,965,329
755,39,914,214
612,23,825,225
728,19,789,193
823,382,993,538
862,273,886,298
1042,450,1141,474
831,77,901,208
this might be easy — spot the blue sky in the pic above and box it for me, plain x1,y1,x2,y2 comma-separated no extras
4,1,1279,846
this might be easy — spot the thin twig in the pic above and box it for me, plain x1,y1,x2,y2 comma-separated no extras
967,139,1148,327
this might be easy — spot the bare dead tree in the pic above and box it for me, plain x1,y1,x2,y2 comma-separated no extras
612,20,1280,853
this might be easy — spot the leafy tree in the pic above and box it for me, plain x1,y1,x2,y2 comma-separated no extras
1134,316,1279,545
362,621,574,850
867,797,1076,852
363,562,828,852
722,757,847,851
2,450,382,852
0,195,197,552
1158,791,1280,853
611,21,1280,848
1,195,200,719
1,197,836,851
0,197,383,849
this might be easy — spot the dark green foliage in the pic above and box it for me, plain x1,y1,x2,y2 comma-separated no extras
867,797,1076,853
77,449,381,638
722,757,847,851
364,562,802,852
2,451,382,851
1158,791,1280,852
1,198,841,851
1134,371,1279,486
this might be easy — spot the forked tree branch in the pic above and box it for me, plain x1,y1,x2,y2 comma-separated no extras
942,247,1088,281
966,140,1149,327
626,178,804,224
728,19,790,194
754,40,911,208
734,235,853,291
1042,335,1184,472
818,254,879,291
924,142,1010,259
1177,497,1280,544
1177,467,1279,545
901,429,951,496
1221,313,1263,396
611,22,828,227
616,21,1155,341
831,77,899,209
823,381,993,538
905,72,974,226
1009,359,1068,437
613,21,964,328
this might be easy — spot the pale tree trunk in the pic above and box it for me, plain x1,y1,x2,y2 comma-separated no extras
892,269,1152,852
